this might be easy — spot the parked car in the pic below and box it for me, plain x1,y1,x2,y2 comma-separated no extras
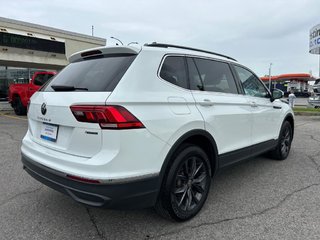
308,94,320,108
313,78,320,94
284,90,310,98
21,43,294,221
8,71,56,115
295,91,310,97
308,79,320,108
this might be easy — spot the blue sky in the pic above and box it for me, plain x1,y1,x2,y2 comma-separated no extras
1,0,320,77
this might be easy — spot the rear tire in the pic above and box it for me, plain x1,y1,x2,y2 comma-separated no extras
269,121,293,160
155,144,211,221
13,97,26,116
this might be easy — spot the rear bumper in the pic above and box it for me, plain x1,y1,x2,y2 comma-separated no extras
22,153,160,209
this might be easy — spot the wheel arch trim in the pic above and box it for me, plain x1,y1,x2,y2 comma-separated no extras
284,113,294,137
158,129,219,189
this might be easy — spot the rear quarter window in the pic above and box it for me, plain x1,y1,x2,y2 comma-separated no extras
159,56,188,89
44,55,136,92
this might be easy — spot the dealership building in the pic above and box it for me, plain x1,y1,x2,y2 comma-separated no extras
0,17,106,98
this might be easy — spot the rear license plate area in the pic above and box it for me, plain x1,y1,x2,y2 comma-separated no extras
40,123,59,142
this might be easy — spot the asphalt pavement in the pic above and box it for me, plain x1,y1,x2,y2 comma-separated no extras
0,113,319,240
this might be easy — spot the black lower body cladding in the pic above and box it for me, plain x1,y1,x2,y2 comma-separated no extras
21,154,160,209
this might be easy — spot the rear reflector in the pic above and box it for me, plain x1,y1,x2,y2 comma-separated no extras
67,174,101,184
70,105,145,129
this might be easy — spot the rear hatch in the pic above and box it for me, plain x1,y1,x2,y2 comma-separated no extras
27,47,138,158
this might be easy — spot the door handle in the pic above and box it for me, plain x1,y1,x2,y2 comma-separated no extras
250,102,258,108
199,99,214,106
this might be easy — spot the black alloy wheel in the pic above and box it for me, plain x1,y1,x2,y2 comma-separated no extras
269,121,293,160
280,124,291,157
155,144,211,221
171,156,207,212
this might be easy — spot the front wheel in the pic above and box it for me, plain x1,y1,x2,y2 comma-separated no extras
13,97,26,115
269,121,293,160
155,145,211,221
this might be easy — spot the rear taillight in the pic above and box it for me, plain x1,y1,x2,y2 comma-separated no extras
70,105,145,129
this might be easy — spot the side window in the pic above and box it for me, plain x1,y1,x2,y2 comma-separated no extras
188,58,238,94
159,56,188,89
33,74,45,86
234,66,269,98
44,74,54,84
34,74,54,86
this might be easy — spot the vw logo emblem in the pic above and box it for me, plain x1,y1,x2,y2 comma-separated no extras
41,103,47,115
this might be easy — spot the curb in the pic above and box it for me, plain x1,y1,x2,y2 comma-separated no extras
0,107,13,112
294,111,320,116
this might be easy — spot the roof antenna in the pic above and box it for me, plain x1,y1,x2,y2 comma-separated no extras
91,25,94,36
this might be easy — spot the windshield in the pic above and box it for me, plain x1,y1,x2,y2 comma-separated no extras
43,55,136,92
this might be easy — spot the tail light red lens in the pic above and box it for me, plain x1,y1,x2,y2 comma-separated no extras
70,105,145,129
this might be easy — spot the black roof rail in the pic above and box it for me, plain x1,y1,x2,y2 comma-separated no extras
144,42,237,61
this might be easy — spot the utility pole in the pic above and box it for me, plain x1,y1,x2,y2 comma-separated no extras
268,63,272,90
91,25,94,36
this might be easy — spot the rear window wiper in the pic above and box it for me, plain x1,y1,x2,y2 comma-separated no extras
51,85,88,91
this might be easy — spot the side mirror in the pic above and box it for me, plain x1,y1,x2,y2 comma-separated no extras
271,89,283,101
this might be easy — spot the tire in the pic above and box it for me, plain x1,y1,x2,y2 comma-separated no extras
13,97,27,116
155,144,211,221
269,121,293,160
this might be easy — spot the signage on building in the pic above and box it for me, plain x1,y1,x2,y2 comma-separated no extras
310,24,320,54
0,32,65,54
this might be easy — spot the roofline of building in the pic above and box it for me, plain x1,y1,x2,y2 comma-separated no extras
0,17,106,43
260,73,316,82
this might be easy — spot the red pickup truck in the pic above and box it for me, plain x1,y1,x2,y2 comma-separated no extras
8,71,56,115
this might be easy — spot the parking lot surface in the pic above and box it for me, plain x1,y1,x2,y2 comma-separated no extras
0,114,319,240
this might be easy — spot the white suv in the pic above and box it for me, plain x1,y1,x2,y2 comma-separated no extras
21,43,294,221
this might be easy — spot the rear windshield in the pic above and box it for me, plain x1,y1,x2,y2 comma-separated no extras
43,55,136,92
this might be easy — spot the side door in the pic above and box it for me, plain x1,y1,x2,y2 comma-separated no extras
187,57,253,162
232,65,282,144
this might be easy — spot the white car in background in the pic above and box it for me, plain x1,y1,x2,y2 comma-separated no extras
309,78,320,108
21,43,294,221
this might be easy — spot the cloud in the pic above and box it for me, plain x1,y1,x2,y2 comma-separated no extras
0,0,319,76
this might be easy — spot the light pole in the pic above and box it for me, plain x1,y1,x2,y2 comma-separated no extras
128,42,138,46
268,63,273,90
110,36,123,45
